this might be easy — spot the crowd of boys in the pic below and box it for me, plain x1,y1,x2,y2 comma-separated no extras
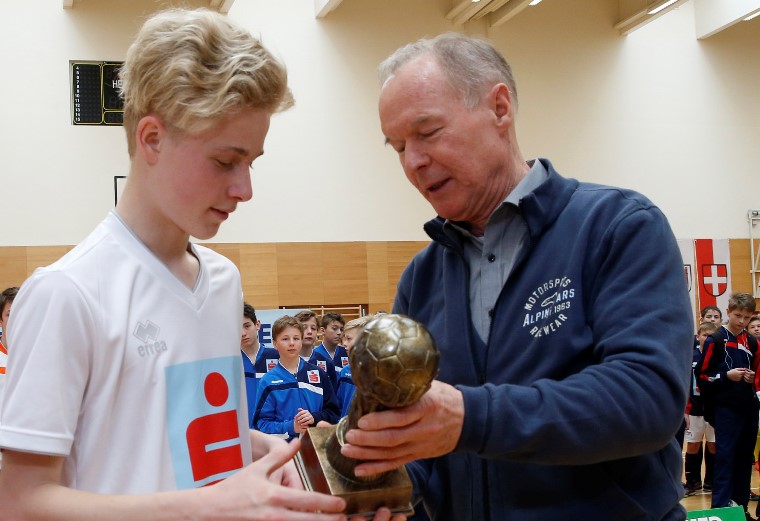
688,294,760,521
239,305,373,438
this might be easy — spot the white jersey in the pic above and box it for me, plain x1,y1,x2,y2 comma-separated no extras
0,340,6,466
0,340,6,408
0,212,251,493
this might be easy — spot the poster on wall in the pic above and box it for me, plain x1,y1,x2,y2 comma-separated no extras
70,61,124,126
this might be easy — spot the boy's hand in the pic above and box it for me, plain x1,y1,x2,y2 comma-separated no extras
728,368,752,382
210,438,347,519
296,408,315,427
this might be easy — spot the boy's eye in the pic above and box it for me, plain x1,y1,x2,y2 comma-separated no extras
215,159,235,170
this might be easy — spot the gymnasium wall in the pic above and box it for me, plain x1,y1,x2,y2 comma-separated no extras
0,241,429,314
0,0,758,247
0,0,758,310
0,239,755,318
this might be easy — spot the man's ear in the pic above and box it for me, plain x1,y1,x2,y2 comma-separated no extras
490,83,515,126
135,115,165,166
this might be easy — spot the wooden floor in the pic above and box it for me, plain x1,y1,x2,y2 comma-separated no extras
681,451,760,513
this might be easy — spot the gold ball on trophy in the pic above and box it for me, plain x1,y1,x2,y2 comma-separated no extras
350,314,440,410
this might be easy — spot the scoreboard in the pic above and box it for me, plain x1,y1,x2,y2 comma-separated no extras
71,61,124,126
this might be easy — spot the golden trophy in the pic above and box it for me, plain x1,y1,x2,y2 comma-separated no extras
295,314,440,517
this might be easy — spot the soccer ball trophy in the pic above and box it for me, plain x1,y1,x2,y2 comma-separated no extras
295,314,440,517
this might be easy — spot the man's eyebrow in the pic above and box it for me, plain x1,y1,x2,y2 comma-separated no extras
383,115,434,146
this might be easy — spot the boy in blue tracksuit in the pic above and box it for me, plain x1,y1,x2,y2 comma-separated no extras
335,315,373,417
314,312,349,373
696,292,759,516
253,315,340,440
296,310,339,390
684,321,719,495
240,303,281,427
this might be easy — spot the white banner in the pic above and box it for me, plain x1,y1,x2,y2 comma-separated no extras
677,238,697,330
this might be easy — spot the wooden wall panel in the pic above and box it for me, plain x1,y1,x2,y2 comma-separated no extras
239,243,279,309
25,246,73,278
321,242,368,305
366,242,390,313
730,239,753,294
276,242,324,306
0,247,28,288
387,242,429,310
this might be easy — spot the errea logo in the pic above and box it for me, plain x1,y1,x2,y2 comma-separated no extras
522,277,576,338
133,319,167,357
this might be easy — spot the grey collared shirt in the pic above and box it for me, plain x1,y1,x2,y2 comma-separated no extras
443,159,548,343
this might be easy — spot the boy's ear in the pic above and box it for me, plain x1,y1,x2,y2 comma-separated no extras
135,115,165,166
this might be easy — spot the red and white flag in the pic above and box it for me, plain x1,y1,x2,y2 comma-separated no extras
694,239,732,314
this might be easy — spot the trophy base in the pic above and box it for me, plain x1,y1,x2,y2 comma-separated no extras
295,426,414,518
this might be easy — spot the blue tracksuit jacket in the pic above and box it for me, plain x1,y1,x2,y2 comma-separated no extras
253,358,340,440
308,348,339,390
336,365,356,418
242,346,281,427
314,343,349,375
396,159,693,520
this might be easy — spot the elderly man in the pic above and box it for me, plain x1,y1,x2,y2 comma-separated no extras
341,34,693,520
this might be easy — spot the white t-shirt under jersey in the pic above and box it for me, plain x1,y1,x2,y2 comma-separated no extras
0,212,251,493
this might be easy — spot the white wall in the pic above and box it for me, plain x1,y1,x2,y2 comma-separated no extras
1,0,758,246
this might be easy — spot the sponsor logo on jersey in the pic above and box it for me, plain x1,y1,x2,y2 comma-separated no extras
165,356,245,489
521,276,576,339
133,320,167,357
266,359,278,371
134,320,160,342
316,360,327,372
340,356,349,368
307,370,320,383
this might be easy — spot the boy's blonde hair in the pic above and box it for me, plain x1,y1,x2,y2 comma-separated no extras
120,8,294,156
344,315,374,333
697,322,719,336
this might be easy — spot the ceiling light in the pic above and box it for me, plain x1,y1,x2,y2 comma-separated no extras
647,0,678,15
471,0,481,3
529,0,543,5
745,10,760,21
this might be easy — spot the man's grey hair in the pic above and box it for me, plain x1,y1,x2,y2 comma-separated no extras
378,33,518,110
